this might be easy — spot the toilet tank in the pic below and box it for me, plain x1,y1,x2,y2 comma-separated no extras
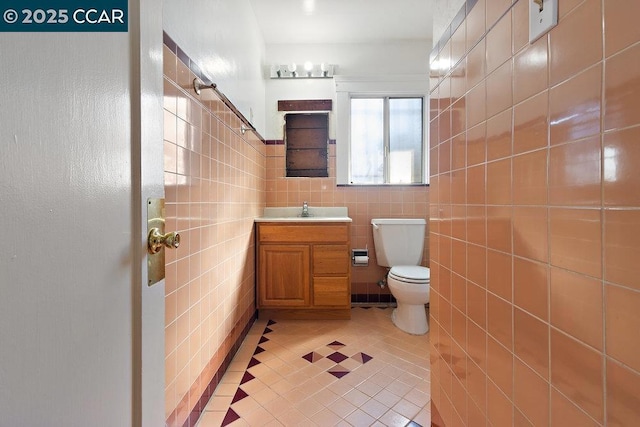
371,218,426,267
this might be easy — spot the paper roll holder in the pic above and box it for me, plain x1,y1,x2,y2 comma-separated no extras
352,248,369,266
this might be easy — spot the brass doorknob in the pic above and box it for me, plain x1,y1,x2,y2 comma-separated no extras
148,228,180,254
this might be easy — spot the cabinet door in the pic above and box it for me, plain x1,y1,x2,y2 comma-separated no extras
258,244,310,307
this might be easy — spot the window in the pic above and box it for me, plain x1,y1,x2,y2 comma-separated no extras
334,75,429,185
350,97,424,184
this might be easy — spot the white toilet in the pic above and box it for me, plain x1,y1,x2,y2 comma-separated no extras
371,218,430,335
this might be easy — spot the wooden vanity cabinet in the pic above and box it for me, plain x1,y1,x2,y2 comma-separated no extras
256,222,351,319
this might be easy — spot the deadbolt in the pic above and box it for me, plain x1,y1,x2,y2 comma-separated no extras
148,228,180,254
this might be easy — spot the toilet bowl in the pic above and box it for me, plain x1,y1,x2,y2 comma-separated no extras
387,266,430,335
371,218,430,335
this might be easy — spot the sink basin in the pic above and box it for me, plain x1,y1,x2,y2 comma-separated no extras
255,207,352,222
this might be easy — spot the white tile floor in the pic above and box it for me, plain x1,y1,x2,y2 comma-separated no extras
196,306,431,427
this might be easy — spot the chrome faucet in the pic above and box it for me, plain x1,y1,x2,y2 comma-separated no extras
301,201,310,217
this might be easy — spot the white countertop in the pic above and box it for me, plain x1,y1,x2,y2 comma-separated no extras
255,206,352,223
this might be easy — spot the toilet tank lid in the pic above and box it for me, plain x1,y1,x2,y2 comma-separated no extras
390,266,430,281
371,218,427,225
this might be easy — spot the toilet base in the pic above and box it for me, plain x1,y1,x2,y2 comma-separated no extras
391,304,429,335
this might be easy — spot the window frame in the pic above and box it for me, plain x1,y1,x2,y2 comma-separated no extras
350,95,425,185
335,75,430,186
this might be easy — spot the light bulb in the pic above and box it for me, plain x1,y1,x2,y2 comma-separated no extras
320,63,329,77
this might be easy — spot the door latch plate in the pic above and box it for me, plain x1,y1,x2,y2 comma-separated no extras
148,198,166,286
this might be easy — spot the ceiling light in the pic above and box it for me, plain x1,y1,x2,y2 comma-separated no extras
302,0,315,15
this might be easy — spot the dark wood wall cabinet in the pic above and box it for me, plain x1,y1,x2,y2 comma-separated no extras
277,99,332,111
285,113,329,178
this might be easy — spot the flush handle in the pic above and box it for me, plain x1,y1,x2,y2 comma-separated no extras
148,228,180,254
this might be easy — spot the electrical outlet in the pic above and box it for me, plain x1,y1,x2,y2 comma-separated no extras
529,0,558,43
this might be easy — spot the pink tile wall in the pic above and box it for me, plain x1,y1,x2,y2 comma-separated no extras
265,143,430,302
163,41,266,427
429,0,640,425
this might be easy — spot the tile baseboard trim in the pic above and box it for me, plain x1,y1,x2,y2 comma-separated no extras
351,293,397,304
166,305,258,427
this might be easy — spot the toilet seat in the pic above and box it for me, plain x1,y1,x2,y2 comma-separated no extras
389,266,430,284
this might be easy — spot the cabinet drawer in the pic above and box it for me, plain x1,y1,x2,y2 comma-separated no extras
313,276,350,307
258,224,349,243
313,245,349,275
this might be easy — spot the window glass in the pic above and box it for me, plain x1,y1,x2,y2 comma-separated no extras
349,97,423,184
350,98,384,184
389,98,423,184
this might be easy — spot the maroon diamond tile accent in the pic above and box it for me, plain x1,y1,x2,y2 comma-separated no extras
302,351,323,363
297,342,375,379
231,388,248,404
327,352,348,363
267,319,277,326
254,346,265,355
221,408,240,426
263,327,273,334
328,364,350,379
351,352,373,364
327,342,345,352
247,357,261,368
258,336,269,344
240,371,255,385
329,371,349,379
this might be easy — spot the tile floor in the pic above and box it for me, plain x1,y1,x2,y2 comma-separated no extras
195,306,431,427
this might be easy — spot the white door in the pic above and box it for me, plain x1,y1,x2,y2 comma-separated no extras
0,2,164,425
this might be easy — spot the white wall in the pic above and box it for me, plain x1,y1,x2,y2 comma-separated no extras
264,40,431,139
162,1,432,142
433,0,466,45
163,0,267,136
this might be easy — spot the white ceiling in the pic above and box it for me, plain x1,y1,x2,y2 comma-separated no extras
248,0,434,45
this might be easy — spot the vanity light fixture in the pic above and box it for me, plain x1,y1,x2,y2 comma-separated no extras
270,62,335,79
